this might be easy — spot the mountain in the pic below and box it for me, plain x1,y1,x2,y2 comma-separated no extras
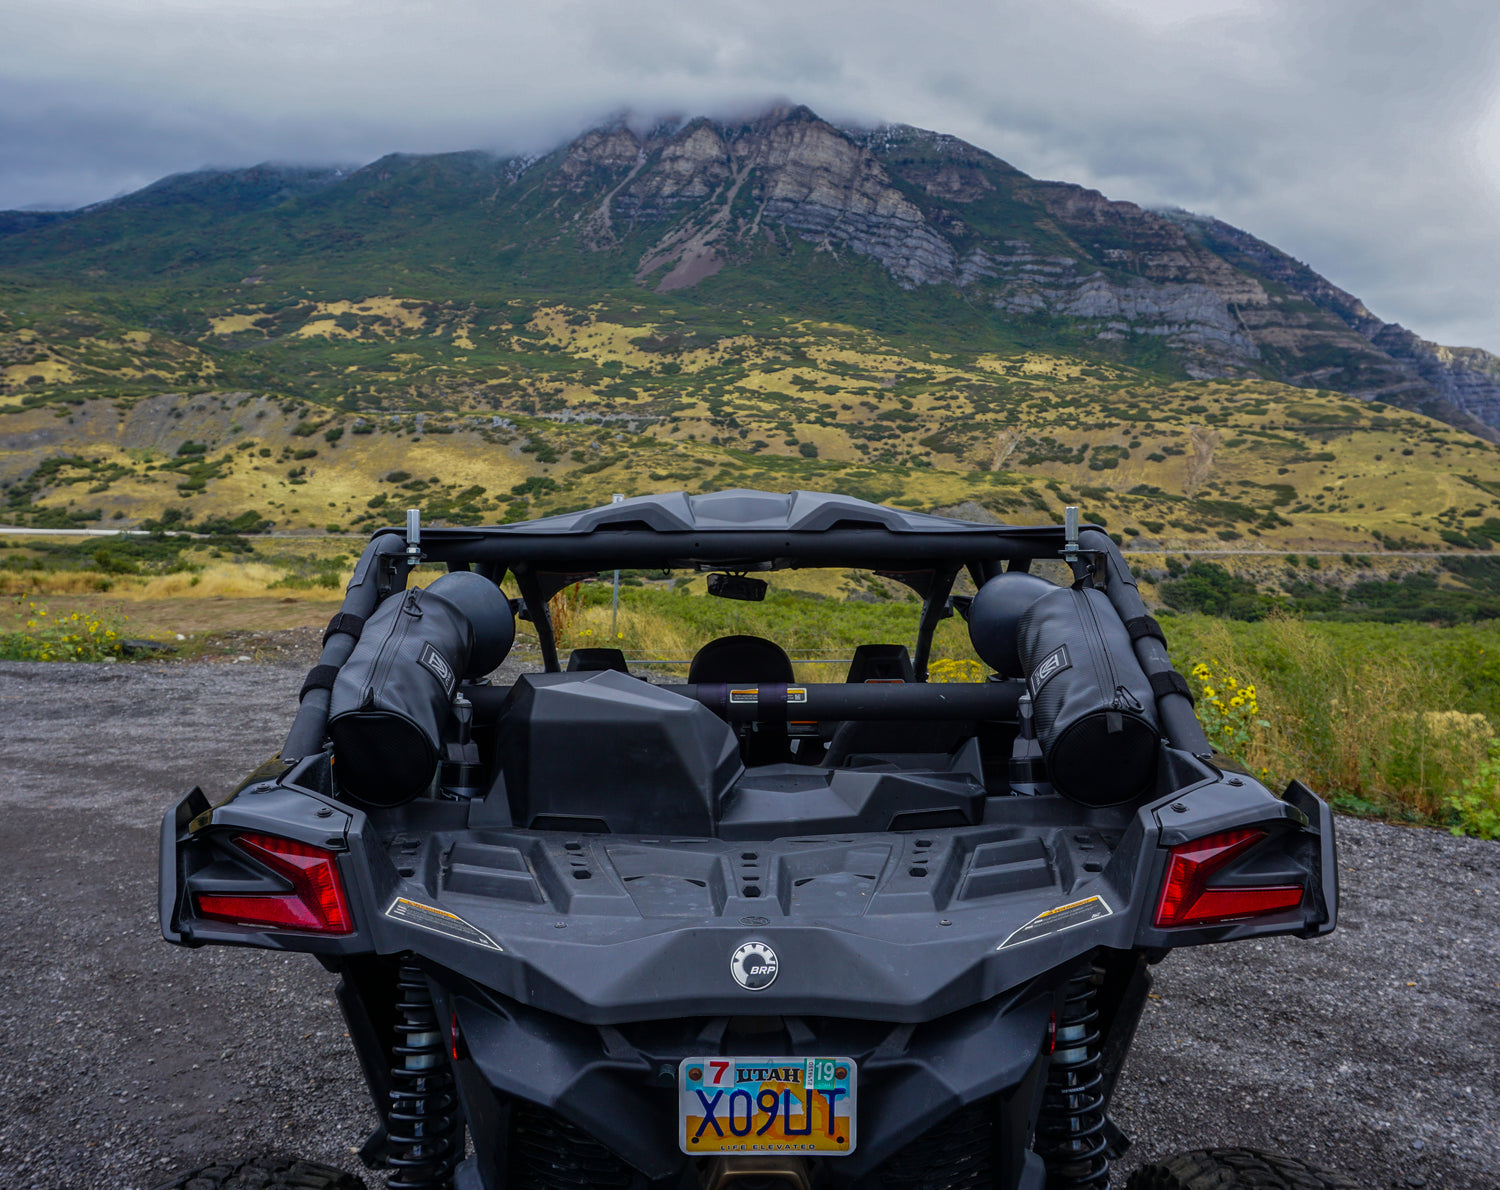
3,105,1497,436
5,104,1500,557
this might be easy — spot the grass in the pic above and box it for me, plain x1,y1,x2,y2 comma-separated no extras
1162,614,1500,835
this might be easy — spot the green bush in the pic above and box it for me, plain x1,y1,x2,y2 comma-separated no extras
0,599,126,661
1450,743,1500,838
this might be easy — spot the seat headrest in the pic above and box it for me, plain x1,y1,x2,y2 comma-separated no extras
688,635,795,685
845,643,914,683
567,647,629,674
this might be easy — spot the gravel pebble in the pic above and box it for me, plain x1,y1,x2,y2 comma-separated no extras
0,658,1495,1190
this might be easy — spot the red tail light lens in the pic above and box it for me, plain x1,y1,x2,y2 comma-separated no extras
1154,828,1305,929
197,832,354,935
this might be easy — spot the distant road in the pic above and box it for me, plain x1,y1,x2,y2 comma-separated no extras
0,525,1468,558
0,525,328,541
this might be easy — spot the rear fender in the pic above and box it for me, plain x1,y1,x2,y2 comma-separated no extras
1133,775,1337,949
158,774,390,956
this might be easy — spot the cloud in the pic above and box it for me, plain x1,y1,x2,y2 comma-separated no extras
1,0,1498,351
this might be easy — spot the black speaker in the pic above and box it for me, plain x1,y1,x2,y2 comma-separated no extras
967,571,1057,678
1017,586,1160,806
328,571,514,806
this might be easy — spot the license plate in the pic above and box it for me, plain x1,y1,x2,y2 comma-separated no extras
679,1056,856,1155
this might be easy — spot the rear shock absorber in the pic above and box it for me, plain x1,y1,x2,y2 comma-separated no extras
1034,963,1109,1190
387,959,462,1189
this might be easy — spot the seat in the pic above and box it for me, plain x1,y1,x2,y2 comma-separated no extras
844,643,914,683
688,635,795,685
567,647,629,674
688,635,795,765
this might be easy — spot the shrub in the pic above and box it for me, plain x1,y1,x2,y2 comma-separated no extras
1450,743,1500,839
929,658,985,683
0,599,125,661
1160,561,1271,620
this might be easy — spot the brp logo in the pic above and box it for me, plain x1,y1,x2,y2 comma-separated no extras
730,941,779,991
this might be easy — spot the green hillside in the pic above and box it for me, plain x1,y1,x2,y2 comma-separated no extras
5,107,1500,567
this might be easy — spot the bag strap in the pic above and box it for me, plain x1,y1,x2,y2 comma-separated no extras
1149,669,1194,705
322,612,366,646
1125,614,1166,645
299,664,341,702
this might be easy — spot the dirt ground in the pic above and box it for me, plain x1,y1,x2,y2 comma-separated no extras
0,656,1494,1190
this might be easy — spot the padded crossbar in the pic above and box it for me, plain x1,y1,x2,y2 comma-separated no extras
299,664,342,702
1126,614,1167,645
1149,669,1195,705
322,612,367,646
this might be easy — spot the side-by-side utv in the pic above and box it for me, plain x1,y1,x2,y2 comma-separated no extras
158,490,1345,1190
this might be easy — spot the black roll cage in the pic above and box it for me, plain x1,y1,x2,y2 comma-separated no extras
282,492,1210,762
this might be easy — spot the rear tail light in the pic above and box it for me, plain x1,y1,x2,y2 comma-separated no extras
197,832,354,934
1154,828,1304,929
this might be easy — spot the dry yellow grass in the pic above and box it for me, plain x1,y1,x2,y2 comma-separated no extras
134,562,289,598
0,570,113,596
208,314,262,334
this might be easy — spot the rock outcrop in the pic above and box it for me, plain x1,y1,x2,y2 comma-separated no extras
519,108,1500,433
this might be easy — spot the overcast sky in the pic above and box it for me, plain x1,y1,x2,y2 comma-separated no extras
2,0,1498,353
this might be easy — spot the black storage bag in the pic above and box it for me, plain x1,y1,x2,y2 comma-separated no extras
1017,586,1159,806
329,571,513,806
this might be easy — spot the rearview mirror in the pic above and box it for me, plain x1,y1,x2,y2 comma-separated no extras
707,573,768,602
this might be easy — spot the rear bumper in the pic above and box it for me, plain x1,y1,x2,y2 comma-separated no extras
432,973,1056,1186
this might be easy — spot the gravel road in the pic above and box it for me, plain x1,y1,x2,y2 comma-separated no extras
0,658,1494,1190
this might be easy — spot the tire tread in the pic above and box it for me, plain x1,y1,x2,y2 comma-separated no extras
152,1152,367,1190
1126,1147,1360,1190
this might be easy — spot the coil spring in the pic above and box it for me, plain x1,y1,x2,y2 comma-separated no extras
1034,965,1109,1190
387,960,462,1189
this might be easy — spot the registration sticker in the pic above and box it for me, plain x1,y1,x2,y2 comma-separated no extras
679,1056,856,1155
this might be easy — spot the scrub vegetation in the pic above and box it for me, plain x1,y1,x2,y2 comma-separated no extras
7,283,1500,553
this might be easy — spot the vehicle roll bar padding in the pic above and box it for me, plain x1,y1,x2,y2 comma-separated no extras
461,679,1024,725
1078,528,1211,757
282,534,410,761
672,680,1023,724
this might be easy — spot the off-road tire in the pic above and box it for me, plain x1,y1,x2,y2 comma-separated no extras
1126,1147,1360,1190
151,1152,368,1190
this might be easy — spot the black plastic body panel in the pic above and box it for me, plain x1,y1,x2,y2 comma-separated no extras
162,759,1337,1023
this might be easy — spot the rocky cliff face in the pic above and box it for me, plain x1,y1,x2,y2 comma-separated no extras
528,106,1500,435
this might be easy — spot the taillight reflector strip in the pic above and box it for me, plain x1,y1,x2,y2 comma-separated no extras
197,832,354,935
1154,827,1304,928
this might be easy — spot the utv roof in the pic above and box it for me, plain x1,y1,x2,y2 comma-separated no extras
377,489,1068,572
